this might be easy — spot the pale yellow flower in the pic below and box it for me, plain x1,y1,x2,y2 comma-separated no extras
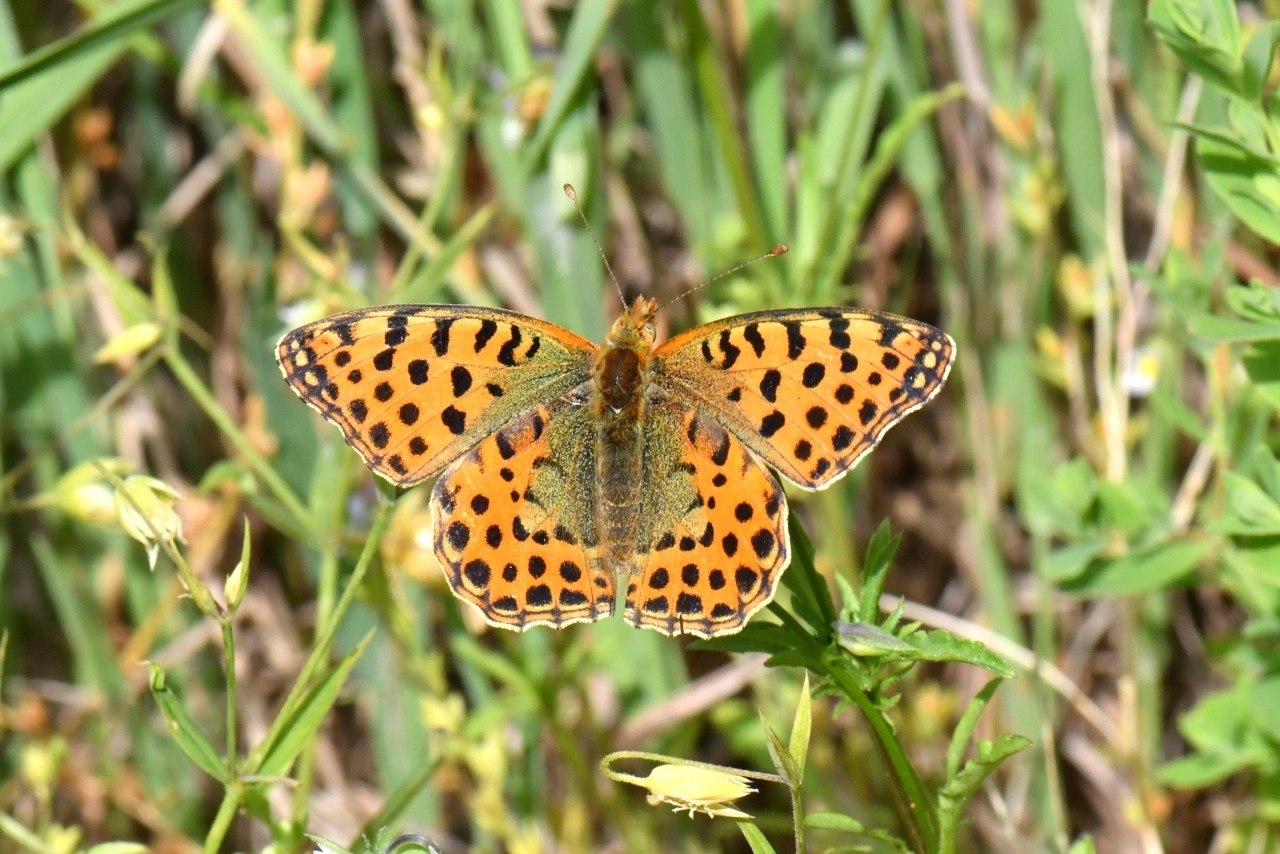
114,475,184,570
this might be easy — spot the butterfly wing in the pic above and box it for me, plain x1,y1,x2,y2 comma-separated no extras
431,394,615,630
276,305,594,486
652,308,954,490
623,403,789,638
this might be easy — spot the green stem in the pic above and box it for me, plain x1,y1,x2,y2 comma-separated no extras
824,663,936,853
222,620,238,769
204,784,242,854
790,778,806,854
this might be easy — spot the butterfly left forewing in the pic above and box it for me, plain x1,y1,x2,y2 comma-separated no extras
652,308,954,490
276,305,594,486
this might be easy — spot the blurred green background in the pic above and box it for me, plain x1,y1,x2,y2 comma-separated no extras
3,0,1280,851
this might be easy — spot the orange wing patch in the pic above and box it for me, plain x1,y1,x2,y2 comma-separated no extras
654,309,954,490
625,404,789,638
276,305,594,486
431,398,615,631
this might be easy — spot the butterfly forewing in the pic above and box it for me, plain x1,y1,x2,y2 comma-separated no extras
276,305,594,486
652,308,955,490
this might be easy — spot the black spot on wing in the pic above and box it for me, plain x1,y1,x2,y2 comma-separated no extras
474,319,498,352
431,319,453,356
784,321,805,359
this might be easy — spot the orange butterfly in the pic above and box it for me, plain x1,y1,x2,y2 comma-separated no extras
277,280,953,638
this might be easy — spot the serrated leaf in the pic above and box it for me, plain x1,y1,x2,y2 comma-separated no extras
901,629,1015,677
146,663,227,782
940,734,1031,805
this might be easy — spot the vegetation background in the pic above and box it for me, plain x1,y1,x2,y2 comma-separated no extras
2,0,1278,851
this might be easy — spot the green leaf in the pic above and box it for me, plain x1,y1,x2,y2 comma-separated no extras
1242,341,1280,411
146,663,228,783
805,811,869,833
256,630,373,778
939,734,1032,807
1187,311,1280,343
945,678,1005,779
0,0,203,170
85,844,151,854
902,629,1015,677
1148,0,1243,93
1157,679,1276,787
1148,389,1210,442
1062,539,1210,596
1213,471,1280,535
1241,21,1280,101
760,711,801,786
858,521,902,624
737,821,778,854
1096,480,1159,535
1066,837,1099,854
1249,675,1280,743
1198,134,1280,244
1041,538,1111,582
788,674,812,776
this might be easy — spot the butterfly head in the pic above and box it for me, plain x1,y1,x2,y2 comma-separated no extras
607,296,659,349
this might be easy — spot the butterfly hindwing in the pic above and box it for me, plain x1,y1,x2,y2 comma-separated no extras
431,396,615,631
624,403,789,638
276,305,594,486
652,308,955,490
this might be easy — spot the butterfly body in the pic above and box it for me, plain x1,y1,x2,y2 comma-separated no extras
277,298,954,638
591,298,657,569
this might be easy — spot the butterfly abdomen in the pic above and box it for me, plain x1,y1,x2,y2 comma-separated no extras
592,340,651,572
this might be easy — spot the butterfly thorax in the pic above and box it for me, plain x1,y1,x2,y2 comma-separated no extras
591,297,658,570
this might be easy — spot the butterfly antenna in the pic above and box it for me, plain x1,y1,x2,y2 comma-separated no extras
658,244,789,312
563,183,627,306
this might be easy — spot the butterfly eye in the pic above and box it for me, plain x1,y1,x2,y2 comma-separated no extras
644,322,656,337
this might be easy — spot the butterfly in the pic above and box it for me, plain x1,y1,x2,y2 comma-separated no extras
276,289,954,638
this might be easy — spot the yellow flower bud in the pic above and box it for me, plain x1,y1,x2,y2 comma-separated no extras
92,322,162,365
638,764,755,820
